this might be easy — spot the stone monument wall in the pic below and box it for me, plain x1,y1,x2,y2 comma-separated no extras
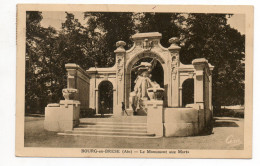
65,64,90,111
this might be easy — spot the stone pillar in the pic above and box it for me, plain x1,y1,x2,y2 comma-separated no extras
89,75,96,109
125,73,131,108
209,66,214,111
66,68,77,89
95,88,99,114
192,58,208,132
44,100,80,131
207,69,214,134
113,88,117,114
114,41,126,116
146,100,164,137
179,87,183,107
168,37,181,107
209,75,212,110
65,64,90,112
192,58,208,109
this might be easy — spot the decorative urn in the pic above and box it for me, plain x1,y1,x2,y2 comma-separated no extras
147,87,164,100
62,88,78,100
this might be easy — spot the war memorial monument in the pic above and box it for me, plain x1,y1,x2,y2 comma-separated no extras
43,32,214,137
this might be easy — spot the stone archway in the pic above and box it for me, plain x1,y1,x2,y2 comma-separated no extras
182,78,194,107
125,52,167,109
98,81,113,114
130,57,164,92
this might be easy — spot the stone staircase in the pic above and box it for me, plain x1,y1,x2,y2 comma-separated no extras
57,120,158,138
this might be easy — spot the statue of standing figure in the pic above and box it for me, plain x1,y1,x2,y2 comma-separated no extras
130,59,161,114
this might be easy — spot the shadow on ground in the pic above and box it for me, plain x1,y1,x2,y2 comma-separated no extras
87,115,113,118
213,117,241,127
214,121,239,127
24,116,244,150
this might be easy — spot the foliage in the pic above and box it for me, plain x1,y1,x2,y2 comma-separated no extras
135,12,185,47
26,11,58,113
135,13,245,107
180,14,245,106
84,12,136,66
25,12,102,113
25,11,245,113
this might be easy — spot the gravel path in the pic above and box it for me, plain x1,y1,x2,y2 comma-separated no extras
24,116,244,150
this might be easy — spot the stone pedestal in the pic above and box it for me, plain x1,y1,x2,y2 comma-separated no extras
125,109,134,116
136,99,148,115
146,100,164,137
44,100,80,131
164,107,199,137
113,105,123,116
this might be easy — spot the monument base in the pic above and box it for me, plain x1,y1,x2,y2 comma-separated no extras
125,109,134,116
44,100,80,131
164,107,204,137
146,100,164,137
145,102,209,137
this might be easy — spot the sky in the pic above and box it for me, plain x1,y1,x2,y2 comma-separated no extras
227,14,245,34
41,11,85,30
40,11,245,34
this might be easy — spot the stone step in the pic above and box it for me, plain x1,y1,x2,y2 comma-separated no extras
79,121,147,126
57,120,156,138
74,127,148,133
57,132,159,139
78,124,147,129
79,116,147,123
58,130,156,137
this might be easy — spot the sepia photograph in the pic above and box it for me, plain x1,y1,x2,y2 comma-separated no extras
16,4,253,158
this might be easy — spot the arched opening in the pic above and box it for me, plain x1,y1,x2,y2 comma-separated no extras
98,81,113,114
130,57,164,92
182,78,194,107
125,52,167,109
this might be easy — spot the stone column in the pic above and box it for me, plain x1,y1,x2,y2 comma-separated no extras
125,73,131,108
192,58,208,109
179,86,183,107
113,88,117,114
89,75,96,109
192,58,207,132
95,88,99,114
209,66,214,111
168,37,181,107
66,67,77,89
65,64,90,112
114,41,126,116
209,75,212,110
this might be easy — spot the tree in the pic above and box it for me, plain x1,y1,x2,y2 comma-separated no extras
25,11,107,113
25,11,245,114
26,11,59,113
135,12,185,47
180,14,245,107
84,12,136,67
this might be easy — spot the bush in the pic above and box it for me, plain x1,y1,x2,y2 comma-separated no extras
80,108,96,118
214,109,244,118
